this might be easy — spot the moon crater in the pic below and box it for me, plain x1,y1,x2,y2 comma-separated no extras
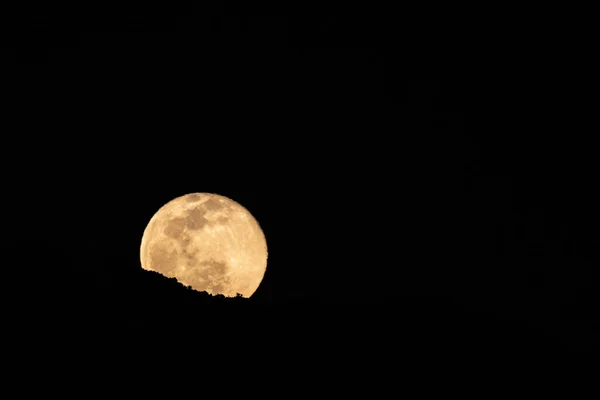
185,208,209,230
164,217,186,238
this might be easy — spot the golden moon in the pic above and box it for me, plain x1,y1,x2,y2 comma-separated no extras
140,193,268,297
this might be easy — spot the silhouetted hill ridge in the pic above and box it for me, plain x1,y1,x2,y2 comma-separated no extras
2,238,594,355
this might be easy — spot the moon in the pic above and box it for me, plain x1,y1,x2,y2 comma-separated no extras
140,193,268,297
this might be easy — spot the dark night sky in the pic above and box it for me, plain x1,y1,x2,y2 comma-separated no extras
1,6,597,367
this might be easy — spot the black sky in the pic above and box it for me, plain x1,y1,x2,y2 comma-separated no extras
2,7,598,363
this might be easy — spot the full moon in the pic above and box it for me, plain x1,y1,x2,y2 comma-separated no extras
140,193,268,297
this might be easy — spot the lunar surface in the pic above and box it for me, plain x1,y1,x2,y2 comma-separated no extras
140,193,268,297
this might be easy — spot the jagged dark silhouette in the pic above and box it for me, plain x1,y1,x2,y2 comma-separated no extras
2,234,595,380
